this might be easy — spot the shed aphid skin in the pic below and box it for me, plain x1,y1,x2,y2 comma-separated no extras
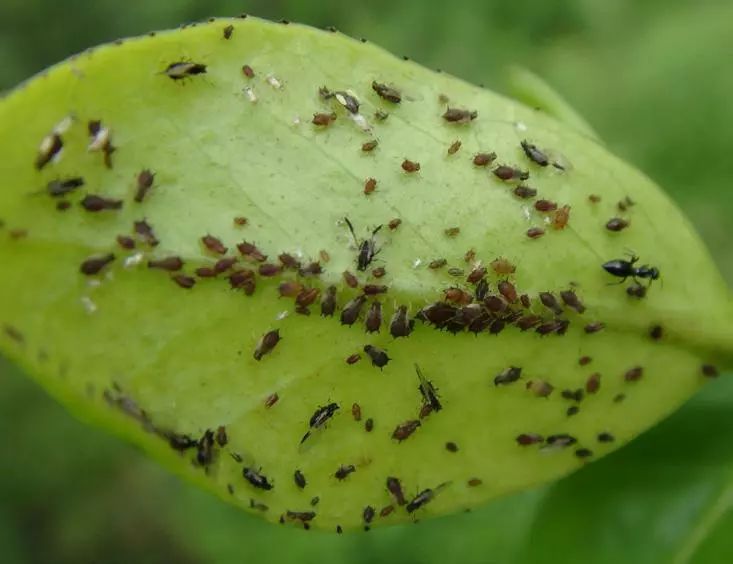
334,464,356,480
401,158,421,173
134,169,155,203
80,195,123,212
602,255,660,286
344,217,382,271
415,364,442,412
386,477,406,506
163,61,207,80
447,140,462,155
606,217,630,232
363,344,390,368
341,295,367,326
494,366,521,386
300,402,340,444
46,177,84,197
253,329,280,361
351,403,362,421
364,177,377,195
334,91,360,114
526,379,554,398
243,467,274,490
134,219,159,246
264,393,279,408
520,140,550,167
442,108,477,123
371,81,401,103
392,419,421,442
444,226,461,238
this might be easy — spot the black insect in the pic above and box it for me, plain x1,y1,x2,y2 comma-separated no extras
321,285,337,317
392,419,420,442
365,301,382,333
46,177,84,197
301,402,340,444
520,140,549,167
286,510,316,522
415,364,442,412
364,344,390,368
494,366,521,386
602,255,660,285
334,464,356,480
243,467,273,490
164,61,207,80
340,295,366,326
196,429,215,466
363,505,375,528
294,469,307,489
344,217,382,271
80,253,115,275
406,483,449,513
389,305,414,338
386,476,406,505
254,329,280,361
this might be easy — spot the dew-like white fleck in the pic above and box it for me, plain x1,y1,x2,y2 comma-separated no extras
276,311,289,321
54,115,74,135
80,296,97,314
244,86,257,103
86,279,102,289
412,258,422,269
514,121,528,132
124,252,144,269
266,75,283,89
292,116,301,126
543,216,551,225
350,113,372,132
522,206,532,221
88,126,111,152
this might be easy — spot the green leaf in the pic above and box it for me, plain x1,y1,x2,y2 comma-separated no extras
0,16,731,531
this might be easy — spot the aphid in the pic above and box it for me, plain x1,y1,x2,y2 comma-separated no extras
464,265,486,285
526,379,554,398
560,290,586,313
365,418,374,432
242,64,254,78
243,467,273,490
614,393,626,403
253,329,280,361
445,441,459,452
310,497,320,507
294,469,307,489
364,177,377,195
372,81,401,103
417,302,458,329
3,325,24,344
490,257,516,275
212,257,236,273
597,432,615,443
344,217,382,271
229,269,256,294
484,295,506,313
312,112,337,126
320,285,337,317
87,120,114,168
626,283,647,299
237,241,267,262
363,284,387,295
406,486,442,513
214,426,228,447
520,294,531,308
362,505,376,528
264,393,279,408
392,419,420,442
351,403,362,421
230,452,243,463
258,263,282,277
534,200,558,212
134,220,159,246
402,158,421,173
428,258,447,269
195,430,215,465
442,108,477,123
497,280,518,303
388,218,402,230
606,217,630,232
463,249,477,264
46,177,84,197
579,356,592,366
172,274,196,289
702,364,719,378
649,324,664,340
365,301,383,333
286,510,316,524
520,141,549,166
195,267,217,278
575,448,593,459
493,165,529,181
56,201,71,211
467,478,483,487
544,434,577,448
164,61,207,80
526,227,545,239
336,525,343,534
341,295,367,325
386,477,406,505
199,234,227,255
36,132,63,169
389,305,414,338
276,253,299,270
475,278,489,301
364,344,390,368
362,140,378,152
333,91,360,114
134,169,155,203
380,505,395,518
444,226,460,238
223,24,234,39
80,195,123,212
624,366,643,382
447,140,462,155
148,256,184,271
539,292,563,315
334,464,356,480
473,152,497,167
374,109,389,121
447,267,465,277
443,287,471,306
415,364,442,412
301,402,339,444
494,366,521,386
489,319,506,335
116,235,135,250
515,315,541,331
513,185,537,199
516,433,543,446
566,406,580,417
345,353,362,365
80,253,115,275
584,322,605,334
602,255,660,285
372,266,386,278
588,194,601,203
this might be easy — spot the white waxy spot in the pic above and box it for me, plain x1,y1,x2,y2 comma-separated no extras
292,116,301,126
54,115,74,135
522,206,532,221
86,279,102,289
124,252,144,269
350,113,372,133
543,216,551,225
515,121,528,132
266,75,283,89
88,126,111,152
412,258,422,269
276,311,289,321
244,87,257,103
80,296,97,314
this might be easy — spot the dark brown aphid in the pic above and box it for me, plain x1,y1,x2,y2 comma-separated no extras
442,108,477,123
560,290,586,313
526,227,545,239
372,266,386,278
539,292,563,315
301,402,340,444
286,510,316,523
380,505,395,518
520,140,549,167
473,152,497,167
320,285,337,317
212,257,236,274
515,315,541,331
494,366,521,386
526,379,554,398
346,353,362,365
237,241,267,262
200,235,227,255
364,344,390,368
362,139,379,152
80,195,122,212
364,177,377,195
552,206,571,230
341,295,366,325
365,418,374,432
588,194,601,203
195,430,215,466
429,258,447,270
444,226,460,238
489,319,506,335
617,196,635,212
493,165,529,181
134,219,159,246
606,217,630,232
294,469,307,489
516,433,543,446
195,267,217,278
223,24,234,39
365,301,383,333
134,169,155,203
497,280,518,303
536,320,568,336
372,81,401,103
47,177,84,197
649,325,664,340
258,263,282,277
575,448,593,459
336,525,343,534
614,393,626,403
388,218,402,230
402,158,421,173
351,403,362,421
534,199,558,212
445,441,459,452
475,278,489,301
626,283,647,299
566,406,580,417
243,467,273,490
363,284,387,296
172,274,195,290
406,487,441,513
467,478,483,487
484,295,506,313
417,301,459,330
520,294,531,308
229,269,256,294
702,364,719,378
164,61,207,80
116,235,135,250
447,140,462,155
334,464,356,480
624,366,643,382
513,185,537,199
392,419,420,442
579,356,592,366
215,425,228,447
389,305,414,338
55,200,71,211
148,256,184,271
416,364,442,412
310,497,320,507
278,253,300,270
253,329,280,361
597,432,615,443
242,64,254,78
386,477,406,505
584,322,605,334
363,505,376,528
344,217,382,272
300,261,323,277
264,393,279,408
36,132,63,170
466,265,487,284
80,253,115,275
313,112,337,126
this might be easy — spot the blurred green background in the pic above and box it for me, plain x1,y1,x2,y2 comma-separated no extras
1,1,731,563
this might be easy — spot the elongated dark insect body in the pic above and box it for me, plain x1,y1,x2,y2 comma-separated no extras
334,464,356,480
344,217,382,271
415,364,442,412
494,366,521,386
386,476,406,505
392,419,420,441
254,329,280,361
372,81,401,103
340,295,366,325
164,61,207,80
390,305,414,338
301,402,340,444
243,467,273,490
602,255,660,285
80,253,115,275
520,140,549,166
320,285,337,317
364,344,390,368
47,177,84,197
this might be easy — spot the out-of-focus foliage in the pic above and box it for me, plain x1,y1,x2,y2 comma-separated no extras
1,0,730,563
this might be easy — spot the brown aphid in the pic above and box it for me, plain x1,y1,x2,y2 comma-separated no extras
195,267,217,278
606,217,630,232
516,433,543,446
467,478,483,487
316,285,336,317
215,426,228,447
444,287,472,306
233,216,248,226
172,274,196,289
116,235,135,250
346,353,361,365
364,177,377,195
195,430,215,466
312,112,337,126
494,366,521,386
526,379,554,398
473,152,497,167
402,158,421,173
392,419,420,442
134,219,159,246
552,205,571,230
489,319,506,335
200,235,227,255
429,258,447,270
464,248,476,263
526,227,545,239
560,290,586,313
36,132,63,170
445,441,459,452
579,356,592,366
380,505,395,518
624,366,643,382
363,284,387,296
513,185,537,199
229,269,255,291
46,177,84,197
299,262,323,277
534,199,558,213
362,140,379,152
80,195,123,212
442,107,478,123
264,393,279,408
597,432,615,443
539,292,563,315
80,253,115,275
372,81,401,103
334,464,356,481
584,321,605,334
627,283,647,299
222,24,234,39
343,271,359,288
417,302,458,329
254,329,280,361
447,140,462,155
520,140,549,167
213,257,237,273
341,295,366,325
148,256,184,271
351,403,362,421
515,315,541,331
363,344,390,368
365,418,374,432
56,200,71,211
586,373,601,394
588,194,601,203
649,324,664,340
389,305,414,338
242,64,254,78
296,286,320,308
493,165,529,181
287,510,316,524
444,226,460,237
490,257,516,275
278,253,301,269
372,266,386,278
520,294,531,308
237,241,267,262
365,301,383,333
466,265,487,284
388,218,402,230
386,477,406,506
701,364,719,378
497,280,518,303
258,263,282,277
134,169,155,203
164,61,207,80
484,295,507,313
